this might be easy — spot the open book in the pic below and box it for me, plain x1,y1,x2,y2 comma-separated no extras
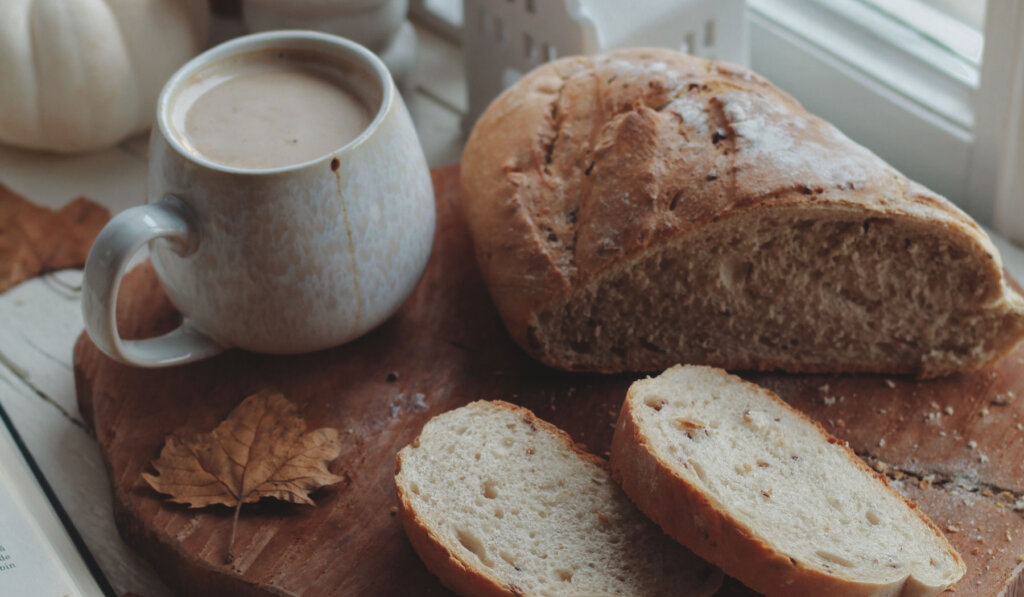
0,405,111,597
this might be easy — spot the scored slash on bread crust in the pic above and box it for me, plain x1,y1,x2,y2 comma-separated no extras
610,365,966,597
460,47,1024,377
395,400,722,597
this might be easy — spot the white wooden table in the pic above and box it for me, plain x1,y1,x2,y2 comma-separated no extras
1,19,1023,597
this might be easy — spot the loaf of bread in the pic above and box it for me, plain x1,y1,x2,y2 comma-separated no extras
610,365,965,597
460,48,1024,377
395,400,722,597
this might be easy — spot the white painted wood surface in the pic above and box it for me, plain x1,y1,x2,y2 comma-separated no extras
2,16,1024,597
0,21,463,597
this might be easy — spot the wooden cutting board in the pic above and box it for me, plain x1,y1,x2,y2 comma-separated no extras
74,166,1024,597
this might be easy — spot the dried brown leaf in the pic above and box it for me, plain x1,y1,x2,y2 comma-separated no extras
142,390,344,561
0,184,110,292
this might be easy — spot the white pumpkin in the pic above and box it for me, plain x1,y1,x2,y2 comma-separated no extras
0,0,209,152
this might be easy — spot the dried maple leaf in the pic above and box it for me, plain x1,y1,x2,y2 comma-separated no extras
0,184,110,292
142,390,344,562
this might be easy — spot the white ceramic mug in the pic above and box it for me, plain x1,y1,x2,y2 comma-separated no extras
82,31,435,367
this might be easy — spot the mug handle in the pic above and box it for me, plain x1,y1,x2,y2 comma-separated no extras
81,195,225,367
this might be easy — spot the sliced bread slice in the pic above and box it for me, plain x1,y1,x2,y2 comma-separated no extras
610,365,965,597
395,400,722,597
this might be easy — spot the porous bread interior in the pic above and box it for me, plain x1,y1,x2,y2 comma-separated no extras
534,206,1022,375
397,401,717,597
629,365,962,588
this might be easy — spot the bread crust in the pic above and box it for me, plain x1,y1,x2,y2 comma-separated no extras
461,48,1024,375
609,367,966,597
395,400,722,597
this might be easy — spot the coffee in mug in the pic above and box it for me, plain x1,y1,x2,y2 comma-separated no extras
172,49,373,170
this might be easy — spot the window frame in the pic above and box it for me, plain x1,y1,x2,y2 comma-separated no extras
971,0,1024,242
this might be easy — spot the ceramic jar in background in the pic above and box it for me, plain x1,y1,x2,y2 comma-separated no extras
81,31,435,367
242,0,417,97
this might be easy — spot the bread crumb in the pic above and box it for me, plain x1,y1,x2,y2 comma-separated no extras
1017,423,1024,431
884,379,896,389
944,406,954,416
979,453,990,463
972,547,980,555
1017,554,1024,562
878,438,886,447
930,401,940,410
981,407,990,417
873,461,889,473
818,384,829,393
994,391,1016,405
822,396,837,406
835,419,846,428
947,524,961,533
967,440,978,450
390,506,398,516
